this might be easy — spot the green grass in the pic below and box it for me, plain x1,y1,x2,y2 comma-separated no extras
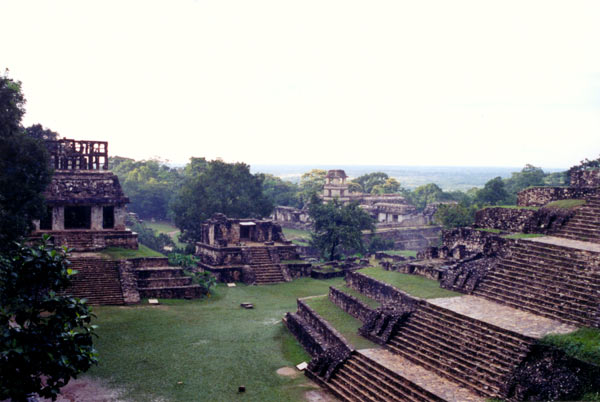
544,199,587,209
381,250,418,258
475,228,503,234
88,277,345,401
281,259,307,264
304,295,378,350
540,327,600,366
99,244,165,260
282,228,312,240
357,267,461,299
502,233,545,239
145,221,186,248
485,205,540,210
338,285,380,309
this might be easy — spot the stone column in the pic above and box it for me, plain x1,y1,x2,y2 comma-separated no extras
91,206,103,230
114,206,126,230
53,206,64,230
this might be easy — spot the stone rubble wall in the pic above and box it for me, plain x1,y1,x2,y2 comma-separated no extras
328,286,375,323
475,207,575,234
441,227,508,257
362,226,442,251
570,169,600,188
345,271,422,310
517,186,597,207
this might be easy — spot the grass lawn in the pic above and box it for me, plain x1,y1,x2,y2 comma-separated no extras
544,199,586,209
99,245,165,260
89,277,345,401
282,228,312,239
337,285,380,309
540,327,600,366
145,221,186,249
304,295,378,350
357,267,461,299
502,233,545,239
475,228,503,234
381,250,418,258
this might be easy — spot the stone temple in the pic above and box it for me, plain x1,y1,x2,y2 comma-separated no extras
30,138,204,304
30,139,137,250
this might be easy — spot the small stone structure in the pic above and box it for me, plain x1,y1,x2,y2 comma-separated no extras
195,213,300,284
31,139,137,251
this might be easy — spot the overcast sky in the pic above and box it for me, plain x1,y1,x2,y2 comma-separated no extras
2,1,599,168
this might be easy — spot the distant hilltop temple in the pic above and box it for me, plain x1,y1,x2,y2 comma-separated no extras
30,138,138,251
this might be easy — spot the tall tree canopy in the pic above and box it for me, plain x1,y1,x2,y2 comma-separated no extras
172,159,273,242
350,172,390,194
0,75,53,251
262,174,302,208
298,169,327,205
308,195,374,261
475,176,511,206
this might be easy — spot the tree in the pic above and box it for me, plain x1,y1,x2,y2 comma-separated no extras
298,169,327,205
0,237,97,401
504,164,545,196
434,203,475,229
371,177,402,194
25,123,59,141
0,74,53,252
262,174,302,208
406,183,446,211
171,159,273,242
350,172,389,194
475,176,511,206
308,195,374,261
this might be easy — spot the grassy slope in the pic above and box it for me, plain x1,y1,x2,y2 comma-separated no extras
381,249,418,258
541,327,600,366
99,244,165,260
544,199,586,209
358,267,461,299
304,295,378,350
89,277,344,402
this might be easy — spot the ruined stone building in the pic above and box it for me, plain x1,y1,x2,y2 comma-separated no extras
195,213,300,284
30,138,204,304
274,169,443,250
31,139,137,250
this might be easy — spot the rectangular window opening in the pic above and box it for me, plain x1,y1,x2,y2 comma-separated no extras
103,206,115,229
64,206,91,229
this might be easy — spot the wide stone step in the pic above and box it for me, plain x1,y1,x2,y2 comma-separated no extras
136,267,186,279
386,340,502,398
509,248,599,272
137,277,193,288
489,267,600,303
334,366,402,402
475,282,597,319
472,288,590,327
395,325,513,379
347,354,443,402
406,317,527,368
422,304,534,348
496,260,600,293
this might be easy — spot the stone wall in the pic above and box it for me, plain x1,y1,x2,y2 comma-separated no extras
570,169,600,188
362,226,442,251
296,299,353,351
284,312,326,357
517,186,597,207
475,207,575,234
31,230,138,251
441,227,508,257
345,271,422,310
284,263,312,279
506,344,600,401
329,286,374,323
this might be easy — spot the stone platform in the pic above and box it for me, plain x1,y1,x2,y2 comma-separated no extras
359,349,483,402
527,235,600,253
428,295,577,338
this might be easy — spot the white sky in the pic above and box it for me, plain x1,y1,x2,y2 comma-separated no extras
2,0,599,168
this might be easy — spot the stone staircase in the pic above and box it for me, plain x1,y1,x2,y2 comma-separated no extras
136,259,204,299
472,241,600,327
327,351,445,402
554,195,600,243
67,258,125,305
248,247,286,284
386,302,535,399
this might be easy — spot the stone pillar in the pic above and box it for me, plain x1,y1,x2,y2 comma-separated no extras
114,206,127,230
53,206,64,230
91,206,103,230
33,220,40,231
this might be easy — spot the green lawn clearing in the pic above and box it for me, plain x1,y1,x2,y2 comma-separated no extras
540,327,600,366
358,267,461,299
303,295,378,350
145,221,186,249
88,277,345,401
475,228,503,234
99,244,165,260
282,227,312,240
502,233,545,239
338,285,380,309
